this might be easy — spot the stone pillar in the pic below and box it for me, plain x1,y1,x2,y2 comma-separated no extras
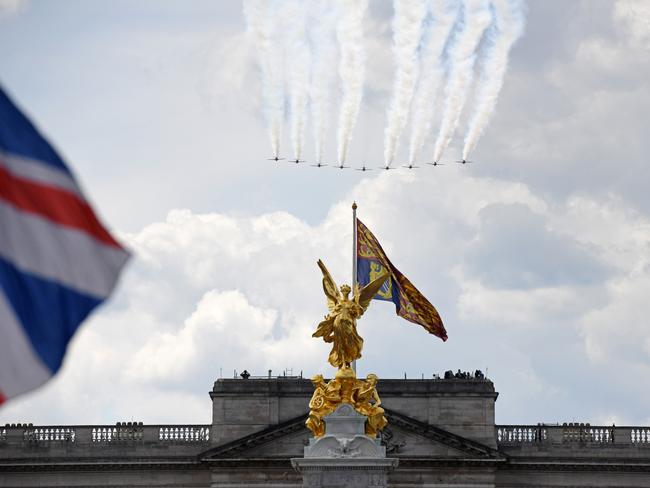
291,404,398,488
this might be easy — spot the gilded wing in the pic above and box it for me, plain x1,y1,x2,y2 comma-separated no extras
312,316,335,342
356,270,390,311
317,259,340,312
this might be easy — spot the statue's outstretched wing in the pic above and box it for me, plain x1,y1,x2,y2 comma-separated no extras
356,270,390,312
312,316,335,342
317,259,340,312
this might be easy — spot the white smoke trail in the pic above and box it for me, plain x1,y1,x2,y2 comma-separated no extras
407,0,460,164
243,0,285,158
383,0,428,166
462,0,525,159
308,0,338,164
335,0,368,164
431,0,492,162
282,0,311,160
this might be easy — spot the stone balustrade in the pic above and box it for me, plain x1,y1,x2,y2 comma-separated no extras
1,423,210,445
497,425,547,443
4,421,650,449
497,424,650,446
159,425,210,442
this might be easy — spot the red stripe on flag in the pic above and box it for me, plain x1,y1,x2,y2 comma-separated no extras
0,166,122,248
0,390,6,405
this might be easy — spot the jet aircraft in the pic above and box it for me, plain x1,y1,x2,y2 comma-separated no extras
289,158,306,164
427,161,444,167
311,162,328,168
267,156,285,162
455,159,474,165
355,165,372,172
402,163,420,169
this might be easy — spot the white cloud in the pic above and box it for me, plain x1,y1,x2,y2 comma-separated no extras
581,273,650,364
554,195,650,271
125,290,279,384
457,278,605,326
615,0,650,49
0,0,26,16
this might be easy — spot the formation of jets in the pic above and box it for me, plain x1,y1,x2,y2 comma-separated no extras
267,156,475,170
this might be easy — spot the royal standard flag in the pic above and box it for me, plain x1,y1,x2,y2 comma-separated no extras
356,218,447,341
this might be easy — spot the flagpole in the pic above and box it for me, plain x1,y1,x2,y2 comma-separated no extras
352,201,358,287
352,201,358,374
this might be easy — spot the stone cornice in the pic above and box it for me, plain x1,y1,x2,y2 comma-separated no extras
502,460,650,472
0,460,203,472
211,378,497,398
384,408,503,459
200,414,309,459
200,408,504,460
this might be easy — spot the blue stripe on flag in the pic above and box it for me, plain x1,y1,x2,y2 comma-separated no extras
0,255,101,374
0,86,70,175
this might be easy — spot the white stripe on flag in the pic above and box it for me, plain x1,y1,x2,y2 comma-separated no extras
0,289,52,398
0,150,81,197
0,201,130,299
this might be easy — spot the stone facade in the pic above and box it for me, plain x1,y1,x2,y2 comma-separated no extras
1,377,650,487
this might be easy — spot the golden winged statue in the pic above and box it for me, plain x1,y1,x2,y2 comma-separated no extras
313,259,389,369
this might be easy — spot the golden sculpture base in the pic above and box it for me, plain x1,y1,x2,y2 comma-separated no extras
306,367,387,438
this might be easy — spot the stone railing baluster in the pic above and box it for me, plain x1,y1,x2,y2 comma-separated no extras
155,425,210,443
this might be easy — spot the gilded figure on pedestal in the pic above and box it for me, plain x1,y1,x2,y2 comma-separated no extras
353,374,387,436
307,259,390,438
312,259,388,369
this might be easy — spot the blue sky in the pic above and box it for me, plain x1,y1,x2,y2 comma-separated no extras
2,0,650,427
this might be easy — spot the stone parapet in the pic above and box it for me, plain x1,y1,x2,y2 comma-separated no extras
211,378,497,396
497,423,650,460
0,423,211,462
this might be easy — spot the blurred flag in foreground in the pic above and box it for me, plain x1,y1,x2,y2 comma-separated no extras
0,86,129,405
356,218,447,341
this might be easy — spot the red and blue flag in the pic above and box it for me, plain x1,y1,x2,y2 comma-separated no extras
356,218,447,341
0,86,129,405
